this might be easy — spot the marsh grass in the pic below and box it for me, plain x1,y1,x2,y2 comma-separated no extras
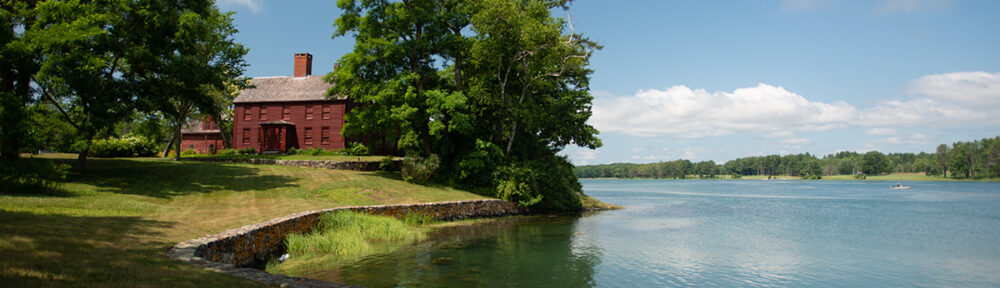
269,211,437,276
286,211,426,257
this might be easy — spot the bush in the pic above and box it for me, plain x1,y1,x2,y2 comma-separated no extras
379,156,395,170
854,173,867,180
238,148,256,155
89,134,158,157
285,147,299,155
0,158,70,194
343,142,369,156
802,174,822,180
217,148,238,156
401,154,440,184
494,163,544,207
181,149,198,156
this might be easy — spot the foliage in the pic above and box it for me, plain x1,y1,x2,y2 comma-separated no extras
342,142,370,156
576,136,1000,180
6,0,248,171
89,134,158,157
238,147,256,155
216,148,239,156
854,173,867,180
330,0,600,211
0,158,69,194
379,156,395,170
401,154,441,185
181,149,198,156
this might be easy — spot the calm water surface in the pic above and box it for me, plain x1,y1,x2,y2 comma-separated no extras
307,180,1000,287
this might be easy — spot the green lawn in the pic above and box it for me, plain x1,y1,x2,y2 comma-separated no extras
185,154,390,162
0,155,487,287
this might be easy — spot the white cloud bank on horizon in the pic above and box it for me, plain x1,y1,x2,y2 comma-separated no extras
592,83,856,138
592,71,1000,139
217,0,263,14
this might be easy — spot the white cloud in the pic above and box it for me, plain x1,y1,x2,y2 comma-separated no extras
765,131,796,138
876,0,953,14
781,138,812,145
860,72,1000,126
867,133,932,146
906,71,1000,106
217,0,263,14
592,83,857,138
865,128,899,136
574,149,598,160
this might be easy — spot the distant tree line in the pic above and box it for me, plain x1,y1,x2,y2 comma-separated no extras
574,136,1000,180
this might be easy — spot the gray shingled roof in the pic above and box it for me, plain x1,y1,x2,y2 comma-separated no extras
181,119,220,134
233,75,342,103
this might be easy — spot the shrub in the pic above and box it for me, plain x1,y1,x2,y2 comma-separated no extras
854,173,867,180
285,147,299,155
238,148,256,155
0,158,70,194
89,134,158,157
379,156,395,170
217,148,239,156
308,147,323,155
181,149,198,156
343,142,369,156
802,174,822,180
401,154,440,184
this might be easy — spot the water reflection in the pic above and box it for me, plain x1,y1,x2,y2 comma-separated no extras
301,215,603,287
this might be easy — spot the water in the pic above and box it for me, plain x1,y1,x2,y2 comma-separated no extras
303,180,1000,287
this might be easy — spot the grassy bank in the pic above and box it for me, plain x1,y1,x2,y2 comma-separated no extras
0,155,487,287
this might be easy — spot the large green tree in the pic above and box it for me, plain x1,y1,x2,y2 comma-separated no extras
331,0,600,211
0,0,41,161
25,0,246,169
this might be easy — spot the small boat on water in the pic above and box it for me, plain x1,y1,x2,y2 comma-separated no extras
890,183,911,190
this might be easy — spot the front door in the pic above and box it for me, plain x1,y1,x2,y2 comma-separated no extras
261,126,284,152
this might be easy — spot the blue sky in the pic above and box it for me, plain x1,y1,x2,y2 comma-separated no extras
217,0,1000,165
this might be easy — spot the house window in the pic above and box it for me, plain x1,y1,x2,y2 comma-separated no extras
306,106,314,120
304,127,313,145
203,118,217,130
189,145,195,149
243,107,252,120
282,105,291,120
321,126,330,144
242,128,251,144
259,106,267,120
322,105,331,120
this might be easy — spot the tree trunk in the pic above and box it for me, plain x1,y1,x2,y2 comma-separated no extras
162,134,176,157
174,116,183,160
75,136,92,173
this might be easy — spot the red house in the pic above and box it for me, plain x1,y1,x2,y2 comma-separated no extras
181,53,349,154
233,53,348,153
180,117,225,154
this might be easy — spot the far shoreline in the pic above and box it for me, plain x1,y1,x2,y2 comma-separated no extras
580,173,1000,182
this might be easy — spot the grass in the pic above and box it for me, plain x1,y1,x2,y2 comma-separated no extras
0,154,487,287
266,211,496,279
187,154,390,162
269,211,429,276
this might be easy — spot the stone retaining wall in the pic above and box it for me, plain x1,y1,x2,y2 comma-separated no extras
185,157,401,171
167,200,521,288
